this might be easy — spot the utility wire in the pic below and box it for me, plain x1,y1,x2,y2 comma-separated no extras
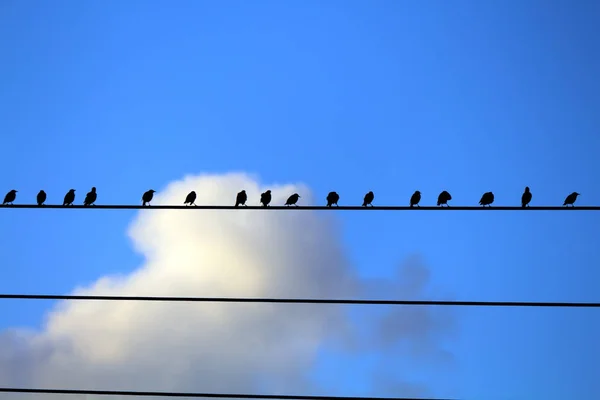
0,387,457,400
0,205,599,210
1,294,598,307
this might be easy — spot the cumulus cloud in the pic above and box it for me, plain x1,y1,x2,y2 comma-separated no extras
0,173,455,399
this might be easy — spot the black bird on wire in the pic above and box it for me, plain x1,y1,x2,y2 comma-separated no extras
260,190,271,207
37,190,46,206
437,190,452,207
235,190,247,207
521,187,532,207
479,192,494,207
63,189,76,206
563,192,580,207
2,190,17,205
285,193,300,206
83,187,97,206
326,191,339,207
184,191,197,206
142,189,156,206
410,191,421,207
362,191,374,207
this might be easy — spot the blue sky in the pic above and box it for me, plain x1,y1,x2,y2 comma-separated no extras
1,0,599,399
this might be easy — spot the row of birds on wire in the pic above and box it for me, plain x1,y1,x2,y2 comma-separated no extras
0,187,583,207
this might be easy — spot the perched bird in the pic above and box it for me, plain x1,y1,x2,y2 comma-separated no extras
260,190,272,207
285,193,300,206
83,187,97,206
2,190,17,205
326,191,340,207
437,191,452,207
521,187,532,207
479,192,494,207
184,191,197,206
410,191,421,207
142,189,156,206
235,190,247,207
37,190,47,206
63,189,76,206
362,191,374,207
563,192,580,207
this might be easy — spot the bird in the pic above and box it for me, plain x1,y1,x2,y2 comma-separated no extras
326,191,339,207
563,192,580,207
260,190,272,207
437,191,452,207
184,191,197,206
63,189,76,206
362,191,374,207
285,193,300,206
521,187,532,207
83,187,97,206
410,191,421,207
479,192,494,207
142,189,156,206
235,190,247,207
37,190,47,206
2,190,17,205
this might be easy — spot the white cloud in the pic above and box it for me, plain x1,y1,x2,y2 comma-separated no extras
0,172,454,399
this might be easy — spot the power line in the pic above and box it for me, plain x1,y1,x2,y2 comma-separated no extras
0,204,599,210
0,387,457,400
1,294,598,307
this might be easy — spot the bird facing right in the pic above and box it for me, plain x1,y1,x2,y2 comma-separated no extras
3,190,17,205
235,190,247,207
63,189,76,206
260,190,272,207
362,191,374,207
285,193,300,206
479,192,494,207
83,187,97,206
409,191,421,207
437,191,452,207
563,192,580,207
521,187,532,207
37,190,46,206
142,189,156,206
326,191,339,207
184,191,197,206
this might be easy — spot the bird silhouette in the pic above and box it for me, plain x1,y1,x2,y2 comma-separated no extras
563,192,580,207
437,191,452,207
479,192,494,207
63,189,76,206
142,189,156,206
83,187,97,206
326,191,340,207
184,191,197,206
521,187,532,207
362,191,374,207
235,190,247,207
2,190,17,205
410,191,421,207
260,190,272,207
37,190,47,206
285,193,300,206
